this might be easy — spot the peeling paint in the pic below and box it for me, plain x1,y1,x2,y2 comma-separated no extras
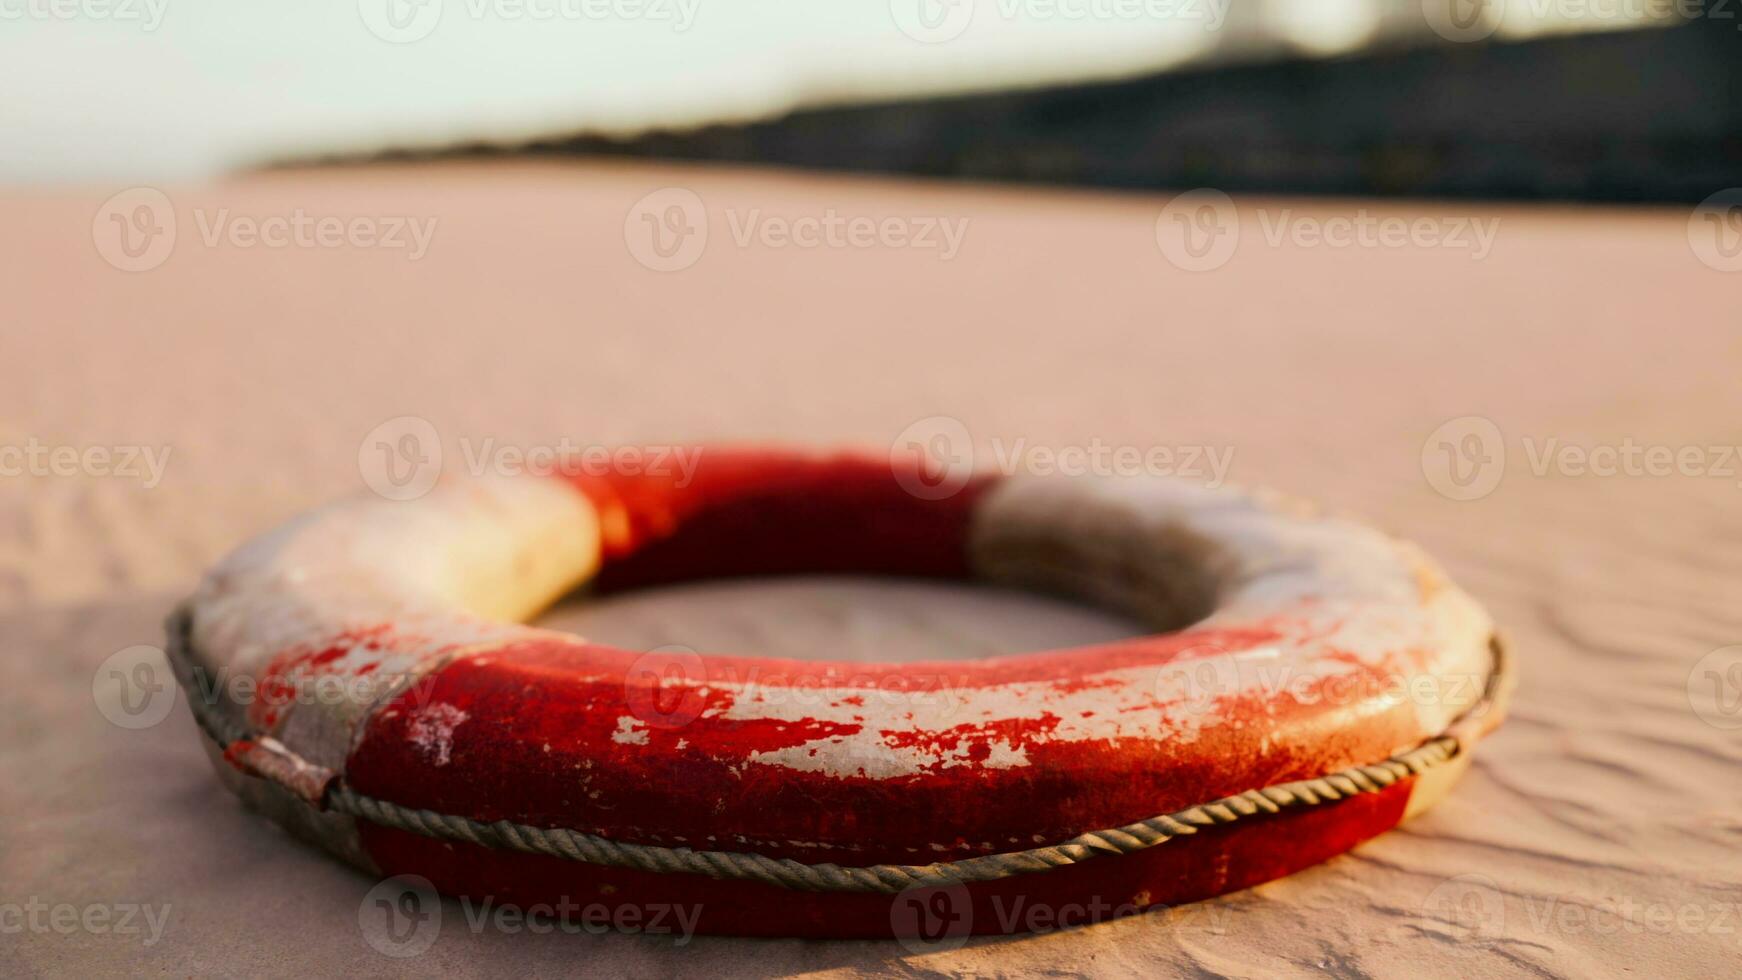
406,703,469,766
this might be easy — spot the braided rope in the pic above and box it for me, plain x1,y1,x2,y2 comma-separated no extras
166,609,1506,895
321,736,1458,893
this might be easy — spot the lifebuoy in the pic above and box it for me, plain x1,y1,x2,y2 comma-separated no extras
168,448,1509,939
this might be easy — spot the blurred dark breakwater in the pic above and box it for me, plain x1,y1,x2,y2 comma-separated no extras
374,15,1742,203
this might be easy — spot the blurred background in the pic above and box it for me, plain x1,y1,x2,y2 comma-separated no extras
4,0,1738,198
5,3,1742,977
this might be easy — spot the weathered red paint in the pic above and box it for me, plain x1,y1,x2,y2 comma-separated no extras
564,449,998,589
325,451,1443,936
346,630,1419,867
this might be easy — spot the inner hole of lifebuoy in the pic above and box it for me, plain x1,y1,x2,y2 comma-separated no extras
531,576,1146,662
545,457,1222,656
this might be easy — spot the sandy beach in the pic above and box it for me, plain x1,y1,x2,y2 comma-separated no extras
2,161,1738,976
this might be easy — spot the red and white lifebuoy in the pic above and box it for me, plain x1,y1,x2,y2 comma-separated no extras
169,448,1508,939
